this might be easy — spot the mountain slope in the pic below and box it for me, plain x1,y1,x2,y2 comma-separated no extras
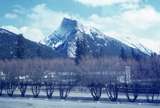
45,18,149,59
0,28,57,59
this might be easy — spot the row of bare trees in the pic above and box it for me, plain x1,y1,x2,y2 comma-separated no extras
0,54,159,100
0,58,78,82
0,58,80,98
0,56,159,84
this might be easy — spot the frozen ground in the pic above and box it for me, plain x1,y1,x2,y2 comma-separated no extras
0,88,159,108
0,96,160,108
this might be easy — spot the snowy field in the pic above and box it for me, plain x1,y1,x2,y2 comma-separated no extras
0,96,160,108
0,90,160,108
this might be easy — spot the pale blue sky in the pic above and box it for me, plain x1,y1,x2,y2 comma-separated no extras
1,0,160,25
0,0,160,52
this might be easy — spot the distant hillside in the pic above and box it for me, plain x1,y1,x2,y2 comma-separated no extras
0,28,57,59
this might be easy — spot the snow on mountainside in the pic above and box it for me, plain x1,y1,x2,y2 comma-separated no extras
45,18,150,58
0,28,16,35
110,36,153,55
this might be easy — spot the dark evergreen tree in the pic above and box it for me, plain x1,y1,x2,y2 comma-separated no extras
120,47,127,60
93,47,103,58
98,47,103,58
75,37,87,65
131,48,140,62
16,34,25,59
150,53,160,79
37,43,42,58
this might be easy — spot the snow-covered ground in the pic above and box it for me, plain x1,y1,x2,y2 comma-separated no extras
0,89,160,108
0,96,159,108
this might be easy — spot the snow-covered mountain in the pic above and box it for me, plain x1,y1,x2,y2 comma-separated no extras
45,18,149,58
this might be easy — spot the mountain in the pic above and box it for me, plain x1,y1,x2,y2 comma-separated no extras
45,18,149,59
0,28,57,59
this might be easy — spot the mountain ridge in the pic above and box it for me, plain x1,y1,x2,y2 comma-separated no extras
0,28,58,59
45,18,149,59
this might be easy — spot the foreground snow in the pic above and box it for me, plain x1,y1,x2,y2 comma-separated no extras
0,96,159,108
0,90,159,108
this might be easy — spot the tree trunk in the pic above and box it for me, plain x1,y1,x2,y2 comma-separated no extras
19,82,27,97
59,86,70,99
89,84,102,101
31,83,41,98
45,83,54,98
125,83,138,102
106,83,118,101
6,82,17,97
146,84,159,103
0,82,3,96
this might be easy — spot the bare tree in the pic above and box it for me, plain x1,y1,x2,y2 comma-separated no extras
51,58,80,99
79,56,124,101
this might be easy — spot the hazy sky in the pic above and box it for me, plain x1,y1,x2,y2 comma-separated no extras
0,0,160,52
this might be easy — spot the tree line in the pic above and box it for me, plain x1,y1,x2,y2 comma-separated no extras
0,53,159,85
